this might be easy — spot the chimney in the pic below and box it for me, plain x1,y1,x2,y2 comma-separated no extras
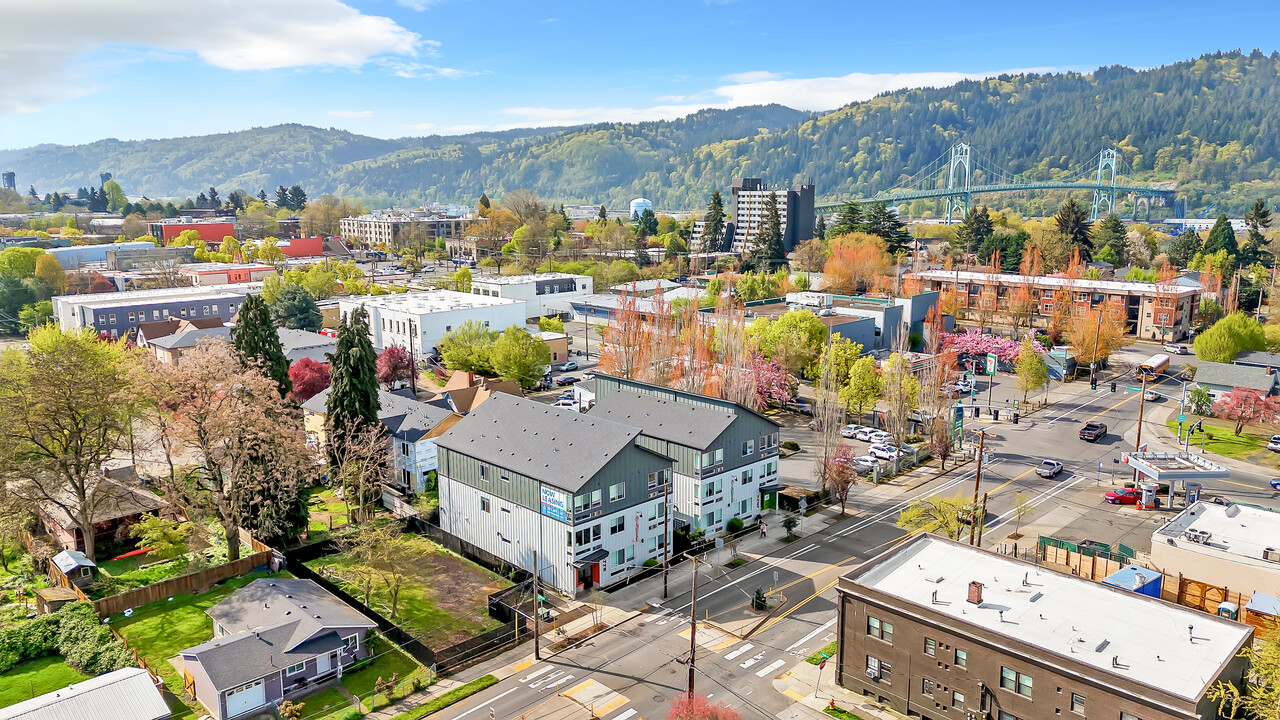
466,371,475,386
967,581,984,605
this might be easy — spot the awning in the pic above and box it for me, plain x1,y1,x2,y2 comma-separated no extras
574,548,608,565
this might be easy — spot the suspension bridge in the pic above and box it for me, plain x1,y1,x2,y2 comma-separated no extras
814,143,1177,222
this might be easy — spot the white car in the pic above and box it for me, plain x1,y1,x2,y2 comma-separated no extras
854,427,878,442
552,398,578,409
868,430,893,444
954,380,974,394
1143,390,1160,402
1268,435,1280,452
1164,344,1189,355
868,444,906,460
839,424,864,438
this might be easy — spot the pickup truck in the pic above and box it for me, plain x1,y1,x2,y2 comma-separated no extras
1079,421,1108,442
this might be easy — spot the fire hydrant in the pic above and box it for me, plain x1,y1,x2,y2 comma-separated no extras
830,699,837,710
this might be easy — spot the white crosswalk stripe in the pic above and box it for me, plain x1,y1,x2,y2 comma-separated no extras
756,659,788,677
723,643,754,661
517,665,554,683
609,710,638,720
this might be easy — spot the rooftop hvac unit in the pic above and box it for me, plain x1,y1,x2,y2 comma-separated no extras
1264,548,1280,563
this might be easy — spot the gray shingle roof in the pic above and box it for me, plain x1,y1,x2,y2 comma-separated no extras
1194,360,1276,393
205,578,374,649
587,390,735,450
184,621,347,691
1232,350,1280,369
147,325,230,349
277,328,337,364
303,388,455,442
434,393,643,491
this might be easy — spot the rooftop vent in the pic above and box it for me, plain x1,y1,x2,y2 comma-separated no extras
967,581,983,605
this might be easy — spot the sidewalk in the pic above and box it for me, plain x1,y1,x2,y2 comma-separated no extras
775,657,914,720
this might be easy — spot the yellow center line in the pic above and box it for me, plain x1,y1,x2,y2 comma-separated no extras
1082,374,1171,423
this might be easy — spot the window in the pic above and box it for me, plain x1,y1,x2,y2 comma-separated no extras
481,497,491,513
742,439,754,456
343,635,357,650
866,616,893,643
954,649,967,668
920,678,935,697
1071,694,1085,714
480,466,487,483
1120,713,1141,720
574,527,592,545
952,691,965,710
400,442,409,455
610,516,625,535
1001,667,1032,698
739,499,751,515
128,312,135,323
202,305,210,314
109,313,116,323
614,548,626,566
741,469,752,485
591,489,602,508
501,475,510,484
80,567,91,578
592,524,601,541
212,304,218,314
286,661,306,675
924,638,936,657
609,482,625,502
999,713,1021,720
163,309,169,317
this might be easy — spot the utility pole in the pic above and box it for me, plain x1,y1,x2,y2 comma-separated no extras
533,550,541,661
969,430,987,546
687,555,699,699
662,475,672,599
975,492,989,546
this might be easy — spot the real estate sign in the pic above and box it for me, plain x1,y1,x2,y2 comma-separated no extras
540,486,568,521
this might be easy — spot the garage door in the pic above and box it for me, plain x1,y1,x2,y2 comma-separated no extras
226,679,266,718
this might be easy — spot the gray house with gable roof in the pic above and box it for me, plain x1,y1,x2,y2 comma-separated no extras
178,578,377,720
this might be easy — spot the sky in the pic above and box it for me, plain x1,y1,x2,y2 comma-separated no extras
2,0,1279,150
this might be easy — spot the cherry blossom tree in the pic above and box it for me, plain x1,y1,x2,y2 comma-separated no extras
376,344,415,389
1213,388,1280,436
751,351,794,409
666,695,742,720
288,358,331,402
945,330,1046,363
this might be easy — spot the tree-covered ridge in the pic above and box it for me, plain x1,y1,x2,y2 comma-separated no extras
3,50,1280,213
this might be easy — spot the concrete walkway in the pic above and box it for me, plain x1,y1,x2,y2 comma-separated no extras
775,657,917,720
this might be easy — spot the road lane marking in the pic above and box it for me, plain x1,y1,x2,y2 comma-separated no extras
756,658,788,677
740,651,765,668
517,666,553,683
785,618,837,652
723,643,754,661
985,475,1091,531
446,687,522,718
511,660,534,673
674,543,819,611
610,711,638,720
1047,391,1109,424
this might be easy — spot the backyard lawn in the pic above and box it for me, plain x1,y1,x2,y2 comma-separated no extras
90,521,252,599
306,533,510,648
1165,416,1280,468
0,655,92,708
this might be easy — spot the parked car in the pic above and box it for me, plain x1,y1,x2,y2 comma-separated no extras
552,398,577,409
1143,390,1160,402
1164,344,1189,354
558,361,579,372
850,455,881,469
582,370,597,380
1035,460,1064,478
1079,421,1108,442
854,428,878,442
555,375,581,386
1104,487,1143,504
868,444,906,460
1268,435,1280,452
868,431,893,444
840,424,867,439
954,380,974,394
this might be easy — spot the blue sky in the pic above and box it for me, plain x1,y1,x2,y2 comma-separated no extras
2,0,1279,149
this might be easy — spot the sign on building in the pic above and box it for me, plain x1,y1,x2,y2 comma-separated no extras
540,486,568,522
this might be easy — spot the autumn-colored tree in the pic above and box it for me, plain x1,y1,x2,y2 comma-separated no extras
918,346,958,468
666,694,742,720
288,358,331,402
823,233,891,294
751,352,794,410
1063,302,1131,367
1213,388,1280,436
598,291,648,381
376,344,415,389
1007,249,1041,337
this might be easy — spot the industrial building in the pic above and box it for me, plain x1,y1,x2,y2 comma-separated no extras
470,272,594,320
147,218,238,245
337,289,526,356
837,535,1253,720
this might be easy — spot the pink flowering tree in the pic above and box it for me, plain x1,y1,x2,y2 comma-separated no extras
751,351,795,409
946,330,1046,364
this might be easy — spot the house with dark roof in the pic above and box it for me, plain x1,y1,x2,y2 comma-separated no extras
302,388,462,494
587,374,782,534
177,578,377,720
1232,350,1280,374
1192,360,1278,399
435,393,674,596
34,473,172,556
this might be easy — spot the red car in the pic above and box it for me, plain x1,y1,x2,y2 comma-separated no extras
1104,488,1142,505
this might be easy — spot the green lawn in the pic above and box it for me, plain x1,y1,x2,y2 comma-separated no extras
1166,416,1280,468
806,640,837,665
0,655,92,708
388,675,499,720
343,639,423,707
295,687,358,720
826,706,867,720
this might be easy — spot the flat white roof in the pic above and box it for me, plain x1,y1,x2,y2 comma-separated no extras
473,272,591,286
851,535,1251,701
907,270,1202,297
338,289,522,314
1155,501,1280,563
54,283,263,308
178,262,274,273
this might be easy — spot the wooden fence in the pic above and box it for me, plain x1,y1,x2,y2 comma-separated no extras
1039,544,1127,581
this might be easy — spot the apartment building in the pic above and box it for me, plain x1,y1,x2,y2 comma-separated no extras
435,393,673,596
689,178,816,254
338,212,469,247
907,270,1203,341
337,290,526,356
52,284,262,337
588,375,781,535
838,535,1253,720
470,272,594,320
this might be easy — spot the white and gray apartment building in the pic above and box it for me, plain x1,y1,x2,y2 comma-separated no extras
588,375,782,535
52,284,263,337
338,211,470,246
337,289,527,356
435,393,674,596
470,272,594,321
690,177,816,254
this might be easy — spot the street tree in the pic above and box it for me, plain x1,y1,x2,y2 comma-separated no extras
375,345,415,389
288,358,331,402
842,356,882,424
1053,198,1093,261
880,352,920,450
822,445,861,516
1011,492,1034,539
490,326,551,389
666,694,742,720
1213,388,1280,436
232,294,292,397
0,326,139,562
1194,312,1266,363
1014,336,1049,404
438,320,497,375
896,493,968,540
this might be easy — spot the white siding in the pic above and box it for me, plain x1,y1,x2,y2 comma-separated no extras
673,457,777,533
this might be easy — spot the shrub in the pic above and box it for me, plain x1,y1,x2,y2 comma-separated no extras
0,613,58,672
642,558,658,568
726,518,745,533
781,440,800,451
55,602,135,675
752,587,768,611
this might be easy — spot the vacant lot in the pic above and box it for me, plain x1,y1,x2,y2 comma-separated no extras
306,533,510,647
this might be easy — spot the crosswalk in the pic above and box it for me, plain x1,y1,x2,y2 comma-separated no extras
507,661,639,719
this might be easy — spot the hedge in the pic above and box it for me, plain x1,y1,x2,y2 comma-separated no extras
390,675,500,720
0,602,134,675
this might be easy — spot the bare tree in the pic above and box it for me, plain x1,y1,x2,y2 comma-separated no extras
812,332,844,487
501,190,546,226
327,421,392,524
714,298,758,408
821,446,860,516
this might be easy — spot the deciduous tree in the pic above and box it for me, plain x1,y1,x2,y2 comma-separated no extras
666,694,741,720
1193,312,1265,363
1213,387,1280,436
896,493,968,540
822,445,860,516
438,320,497,375
1063,302,1130,366
376,345,415,389
288,358,331,402
490,326,551,389
842,356,881,424
129,514,192,561
1014,336,1048,404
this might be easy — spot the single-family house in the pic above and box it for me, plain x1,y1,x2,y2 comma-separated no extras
35,473,171,555
1232,350,1280,374
0,667,170,720
431,371,522,414
135,317,226,347
1193,360,1278,399
178,579,377,720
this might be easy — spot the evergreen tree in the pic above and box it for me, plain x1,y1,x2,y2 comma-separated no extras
814,215,826,240
207,186,220,208
1244,197,1273,266
1168,230,1200,267
258,189,268,203
275,185,290,208
196,191,209,209
325,306,381,468
230,468,309,548
637,208,658,238
479,192,491,210
862,203,911,253
956,206,994,253
829,201,863,237
754,192,787,269
287,184,308,211
1053,198,1093,261
270,283,323,332
232,295,292,398
597,205,607,222
1092,214,1128,265
1203,213,1239,256
703,191,725,252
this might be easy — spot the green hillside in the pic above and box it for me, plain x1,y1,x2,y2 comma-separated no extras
3,50,1280,214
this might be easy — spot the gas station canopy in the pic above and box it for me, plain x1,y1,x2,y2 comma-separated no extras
1121,451,1230,483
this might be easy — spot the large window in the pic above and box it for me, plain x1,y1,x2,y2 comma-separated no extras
1000,667,1032,698
864,656,891,683
609,482,625,502
924,638,936,657
286,661,306,675
866,616,893,644
1071,694,1086,714
952,691,965,710
954,649,967,668
610,516,625,535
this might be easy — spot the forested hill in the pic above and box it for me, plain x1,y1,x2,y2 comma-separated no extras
4,50,1280,214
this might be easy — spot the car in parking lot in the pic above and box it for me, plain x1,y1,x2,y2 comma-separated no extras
840,424,869,439
868,444,906,460
558,361,579,372
552,398,577,409
1035,460,1064,478
1104,487,1142,504
1164,344,1189,354
868,430,893,444
555,375,580,386
1079,421,1108,442
582,369,597,381
853,427,878,442
1268,435,1280,452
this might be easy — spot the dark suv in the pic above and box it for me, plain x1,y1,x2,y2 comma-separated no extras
1079,421,1108,442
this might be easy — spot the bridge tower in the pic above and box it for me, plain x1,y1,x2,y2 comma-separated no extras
1090,148,1118,221
943,143,972,224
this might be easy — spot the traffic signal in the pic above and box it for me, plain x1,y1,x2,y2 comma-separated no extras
1110,381,1117,392
1091,377,1098,390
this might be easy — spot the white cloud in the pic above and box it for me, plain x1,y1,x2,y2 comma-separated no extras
0,0,424,116
329,110,375,119
721,70,786,84
380,61,483,79
396,0,439,9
